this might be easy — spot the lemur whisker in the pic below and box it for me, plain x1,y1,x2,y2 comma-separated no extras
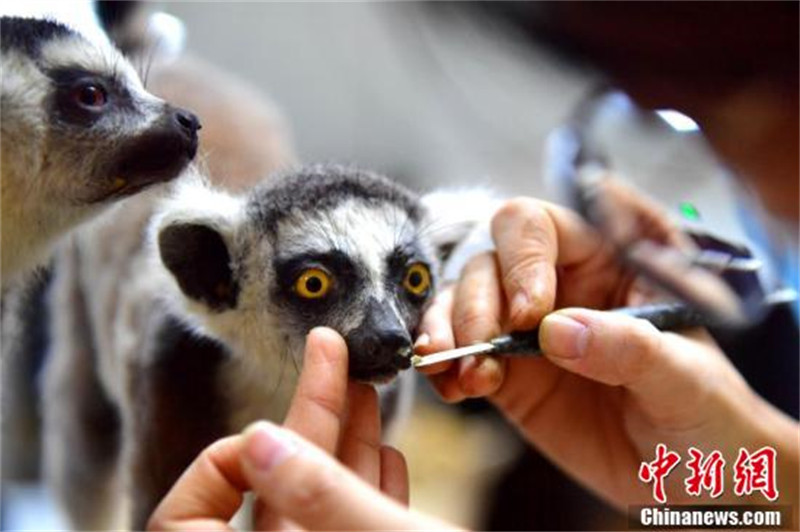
268,347,290,404
391,202,402,249
141,34,165,90
288,344,301,376
415,219,475,240
393,205,409,251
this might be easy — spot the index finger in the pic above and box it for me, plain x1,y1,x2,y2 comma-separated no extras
490,198,603,330
147,436,247,531
283,327,350,453
337,382,382,487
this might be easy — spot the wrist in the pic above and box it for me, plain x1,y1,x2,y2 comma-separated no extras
753,396,800,507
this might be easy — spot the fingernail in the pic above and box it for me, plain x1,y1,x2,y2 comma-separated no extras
243,422,298,472
414,333,431,350
531,274,551,307
540,313,588,359
460,355,503,397
460,354,478,372
511,290,530,321
473,354,501,378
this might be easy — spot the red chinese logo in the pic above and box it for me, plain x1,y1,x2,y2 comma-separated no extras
684,447,725,498
733,446,779,501
638,443,682,504
639,445,780,503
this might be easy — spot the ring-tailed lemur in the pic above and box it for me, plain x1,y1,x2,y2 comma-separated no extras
42,165,492,530
0,10,205,493
0,16,200,287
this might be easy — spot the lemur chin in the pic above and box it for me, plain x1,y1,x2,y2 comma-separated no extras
42,165,494,530
0,16,200,286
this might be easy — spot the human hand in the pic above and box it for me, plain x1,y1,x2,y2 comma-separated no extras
416,185,799,506
148,327,458,531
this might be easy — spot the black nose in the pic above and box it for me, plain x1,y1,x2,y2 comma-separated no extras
371,328,410,353
350,325,410,360
346,299,413,382
174,109,201,133
347,325,412,382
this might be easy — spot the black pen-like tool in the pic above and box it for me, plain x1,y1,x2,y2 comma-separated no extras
411,302,707,368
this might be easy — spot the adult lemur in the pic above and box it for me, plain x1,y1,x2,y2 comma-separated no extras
0,16,200,287
0,13,199,491
42,165,489,530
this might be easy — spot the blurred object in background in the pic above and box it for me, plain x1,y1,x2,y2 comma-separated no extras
166,1,754,242
463,1,798,223
395,394,520,529
1,273,52,482
96,0,185,60
548,89,780,328
97,0,297,185
164,1,593,197
0,0,111,46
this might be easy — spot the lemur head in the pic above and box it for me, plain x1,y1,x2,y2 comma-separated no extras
1,16,200,278
156,166,482,383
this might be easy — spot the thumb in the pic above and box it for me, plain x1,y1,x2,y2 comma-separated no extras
539,308,718,428
240,422,455,531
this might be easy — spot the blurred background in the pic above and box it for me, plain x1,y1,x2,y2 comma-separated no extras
2,2,795,531
162,2,743,227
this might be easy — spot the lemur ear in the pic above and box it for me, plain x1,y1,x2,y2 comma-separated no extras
158,222,239,311
152,174,244,311
420,189,500,264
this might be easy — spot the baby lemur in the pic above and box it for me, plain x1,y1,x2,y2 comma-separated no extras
42,165,488,529
0,16,199,287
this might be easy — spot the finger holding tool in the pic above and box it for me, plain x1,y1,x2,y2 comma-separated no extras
411,302,708,368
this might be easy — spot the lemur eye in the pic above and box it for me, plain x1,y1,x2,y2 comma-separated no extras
295,268,332,299
403,263,431,297
73,83,107,108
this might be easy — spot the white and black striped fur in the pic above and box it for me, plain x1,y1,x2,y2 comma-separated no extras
41,165,491,529
0,10,202,510
0,16,199,287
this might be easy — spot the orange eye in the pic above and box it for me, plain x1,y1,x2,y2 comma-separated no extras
294,268,332,299
403,263,431,296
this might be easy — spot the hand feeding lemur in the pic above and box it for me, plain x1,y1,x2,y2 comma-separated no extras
42,165,490,530
0,16,200,287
